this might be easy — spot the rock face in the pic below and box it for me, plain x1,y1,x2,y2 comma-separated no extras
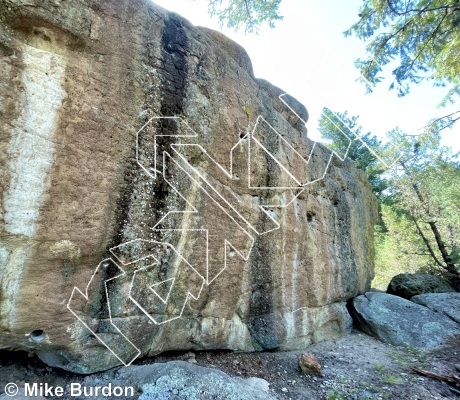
411,293,460,324
387,273,455,299
350,292,460,348
0,0,377,373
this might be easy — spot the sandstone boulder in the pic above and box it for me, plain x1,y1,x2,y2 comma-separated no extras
411,293,460,324
387,273,455,299
350,292,460,348
0,0,377,372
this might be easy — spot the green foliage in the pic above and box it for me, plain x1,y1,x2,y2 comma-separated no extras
373,204,430,289
326,388,348,400
374,363,386,372
207,0,283,33
406,346,425,358
375,133,460,286
381,374,403,385
318,106,460,289
242,104,252,120
378,138,460,287
345,0,460,107
318,108,388,197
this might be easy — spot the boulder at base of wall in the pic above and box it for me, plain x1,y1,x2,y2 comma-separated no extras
411,292,460,324
91,361,275,400
387,273,455,299
349,292,460,348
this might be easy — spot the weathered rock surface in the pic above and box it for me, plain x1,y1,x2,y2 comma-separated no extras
411,293,460,324
350,292,460,348
0,360,275,400
0,0,377,373
387,273,455,299
130,362,275,400
299,353,322,376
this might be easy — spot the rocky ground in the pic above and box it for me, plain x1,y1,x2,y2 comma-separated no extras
0,330,459,400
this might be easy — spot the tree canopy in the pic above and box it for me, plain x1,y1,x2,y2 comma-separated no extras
208,1,460,127
345,0,460,129
318,108,388,197
206,0,283,33
318,108,460,289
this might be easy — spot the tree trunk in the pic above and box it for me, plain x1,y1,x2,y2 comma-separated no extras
400,161,459,288
427,221,457,271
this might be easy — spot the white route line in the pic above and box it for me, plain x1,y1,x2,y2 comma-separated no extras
136,116,197,180
69,92,400,364
280,87,403,170
162,150,255,284
128,241,205,325
68,238,206,365
67,259,141,366
150,277,175,304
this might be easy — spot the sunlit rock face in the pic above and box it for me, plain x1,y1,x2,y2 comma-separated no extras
0,0,377,373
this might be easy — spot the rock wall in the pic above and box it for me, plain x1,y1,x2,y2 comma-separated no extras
0,0,378,373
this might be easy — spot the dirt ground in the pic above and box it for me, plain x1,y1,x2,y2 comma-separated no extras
0,331,459,399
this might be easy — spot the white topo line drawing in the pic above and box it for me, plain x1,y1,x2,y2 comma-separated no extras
68,94,399,365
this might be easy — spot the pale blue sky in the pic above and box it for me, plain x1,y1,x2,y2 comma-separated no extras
152,0,459,151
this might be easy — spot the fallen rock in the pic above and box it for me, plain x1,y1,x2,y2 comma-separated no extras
387,273,455,299
82,361,275,400
299,353,322,376
350,292,460,348
411,293,460,324
185,351,197,364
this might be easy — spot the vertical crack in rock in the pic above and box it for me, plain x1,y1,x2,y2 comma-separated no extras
246,113,285,350
153,13,189,222
108,159,138,250
109,13,189,250
247,235,279,350
101,13,190,323
332,173,359,299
